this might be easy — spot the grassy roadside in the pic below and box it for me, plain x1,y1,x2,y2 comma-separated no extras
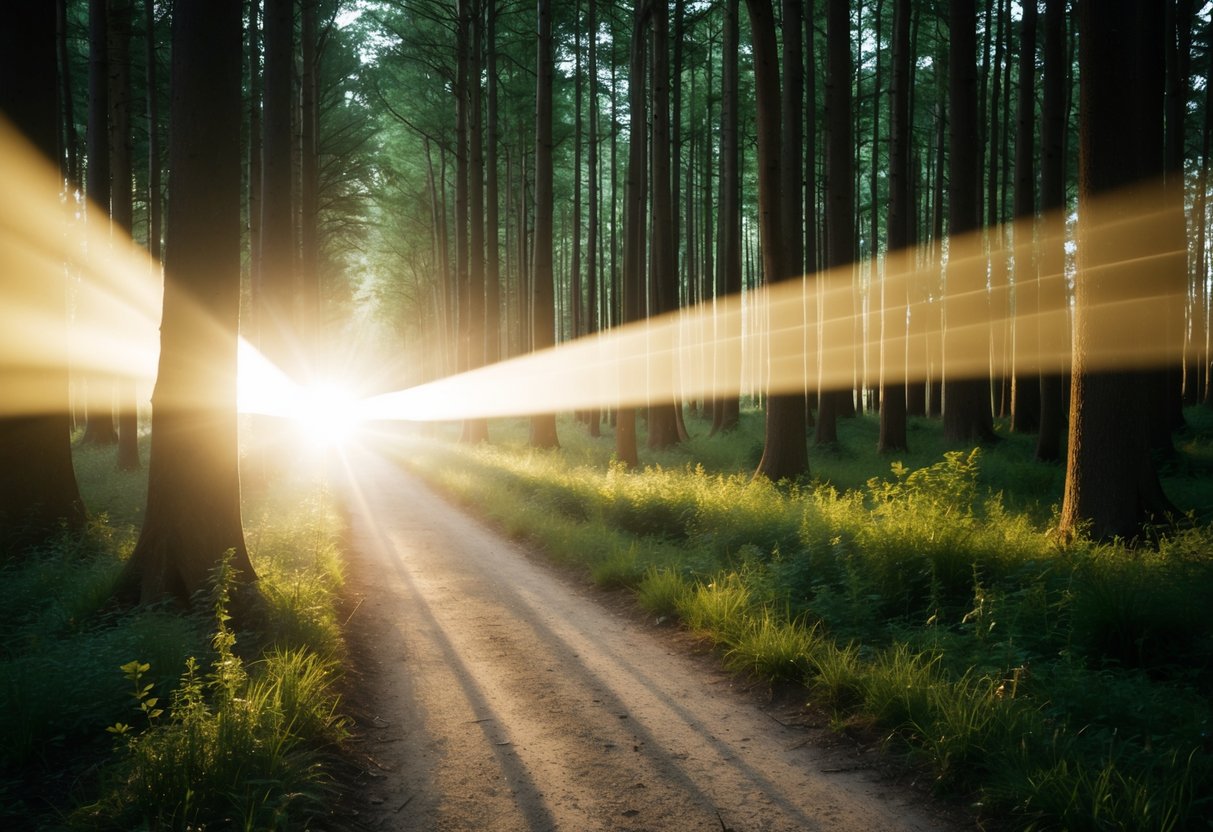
0,439,349,830
388,406,1213,832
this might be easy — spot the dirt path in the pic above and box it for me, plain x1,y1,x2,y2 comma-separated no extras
337,453,963,832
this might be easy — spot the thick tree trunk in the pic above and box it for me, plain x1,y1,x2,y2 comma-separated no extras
753,0,808,481
1059,0,1176,541
119,0,255,603
146,0,161,261
942,0,997,443
530,0,559,449
879,0,910,454
0,2,86,552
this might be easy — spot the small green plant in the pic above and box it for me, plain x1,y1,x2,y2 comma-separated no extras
105,660,163,742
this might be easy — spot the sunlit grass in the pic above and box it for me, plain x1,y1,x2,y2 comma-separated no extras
0,439,349,830
388,405,1213,831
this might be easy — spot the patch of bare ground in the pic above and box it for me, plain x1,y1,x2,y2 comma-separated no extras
334,454,975,831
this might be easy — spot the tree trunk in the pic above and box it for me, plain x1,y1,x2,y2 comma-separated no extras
942,0,997,443
104,0,140,472
879,0,910,453
616,0,651,467
753,0,808,481
83,0,117,447
486,0,502,368
1035,0,1066,461
461,0,489,443
119,0,255,603
530,0,559,449
586,0,601,436
648,0,681,449
1059,0,1176,541
0,1,86,553
816,0,854,447
1010,0,1039,433
58,0,80,189
260,0,295,373
711,0,742,436
300,0,320,374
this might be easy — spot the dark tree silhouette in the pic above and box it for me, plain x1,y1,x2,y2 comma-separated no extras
753,0,809,481
942,0,997,443
83,0,118,447
111,0,141,472
118,0,256,602
816,0,855,446
0,1,86,552
1059,0,1176,540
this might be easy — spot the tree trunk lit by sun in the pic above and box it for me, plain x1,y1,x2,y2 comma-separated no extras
118,0,256,604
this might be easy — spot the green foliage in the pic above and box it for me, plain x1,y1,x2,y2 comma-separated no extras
393,408,1213,831
0,443,348,830
85,559,346,831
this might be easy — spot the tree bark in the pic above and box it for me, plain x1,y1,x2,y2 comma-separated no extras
119,0,255,603
1059,0,1176,541
486,0,502,369
300,0,320,374
1010,0,1039,434
586,0,602,436
108,0,141,471
753,0,809,481
879,0,910,453
817,0,854,446
616,0,651,467
1035,0,1066,461
711,0,742,436
461,0,490,443
530,0,559,449
83,0,118,447
260,0,295,373
942,0,997,443
648,0,681,449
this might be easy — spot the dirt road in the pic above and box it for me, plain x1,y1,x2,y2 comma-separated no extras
338,453,961,832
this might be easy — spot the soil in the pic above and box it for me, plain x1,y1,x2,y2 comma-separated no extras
335,455,972,832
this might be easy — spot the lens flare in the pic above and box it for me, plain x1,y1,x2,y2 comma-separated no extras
0,106,1198,436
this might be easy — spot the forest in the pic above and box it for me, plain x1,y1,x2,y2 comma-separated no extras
2,0,1212,829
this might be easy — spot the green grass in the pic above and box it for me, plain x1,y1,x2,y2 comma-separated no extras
389,405,1213,831
0,440,349,830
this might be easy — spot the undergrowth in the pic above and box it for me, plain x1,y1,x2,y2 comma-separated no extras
0,442,348,830
391,406,1213,831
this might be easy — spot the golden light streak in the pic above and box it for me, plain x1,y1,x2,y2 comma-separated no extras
362,187,1184,424
1,105,1189,433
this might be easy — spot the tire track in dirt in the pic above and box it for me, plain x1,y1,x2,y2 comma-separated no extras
338,451,963,831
